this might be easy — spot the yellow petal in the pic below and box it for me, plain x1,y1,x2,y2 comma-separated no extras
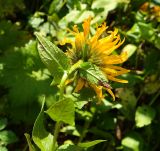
93,36,125,56
106,88,115,101
65,79,73,85
82,17,91,38
60,38,75,48
103,51,128,64
73,25,79,33
108,28,118,36
107,65,129,71
102,65,130,76
74,78,85,92
99,32,114,44
90,23,108,43
107,75,128,83
75,32,85,51
103,38,125,55
91,85,104,100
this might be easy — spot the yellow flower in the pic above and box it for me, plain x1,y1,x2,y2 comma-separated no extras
60,17,130,101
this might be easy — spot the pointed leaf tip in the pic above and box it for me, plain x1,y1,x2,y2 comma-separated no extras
35,33,70,84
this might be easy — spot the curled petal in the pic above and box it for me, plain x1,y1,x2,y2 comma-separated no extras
74,78,85,92
60,38,75,48
65,79,73,85
103,51,128,65
105,88,115,101
91,85,104,100
107,28,118,36
99,31,115,44
90,23,108,43
103,38,125,55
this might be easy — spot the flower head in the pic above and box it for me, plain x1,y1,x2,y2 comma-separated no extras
61,17,130,101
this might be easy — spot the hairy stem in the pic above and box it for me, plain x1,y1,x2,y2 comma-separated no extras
52,60,83,150
52,121,62,151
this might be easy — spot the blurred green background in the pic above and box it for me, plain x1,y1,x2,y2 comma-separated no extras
0,0,160,150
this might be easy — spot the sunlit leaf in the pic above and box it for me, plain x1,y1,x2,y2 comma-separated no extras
135,105,156,128
46,98,75,125
35,33,70,83
138,22,155,41
91,0,118,21
32,96,54,151
60,125,80,137
0,130,18,145
49,0,65,14
122,44,137,58
127,22,156,43
79,62,110,88
78,140,106,148
24,133,36,151
58,10,94,28
57,144,82,151
0,146,7,151
122,131,144,151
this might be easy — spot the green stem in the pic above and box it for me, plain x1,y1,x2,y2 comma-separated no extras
78,119,91,143
68,60,83,75
149,90,160,106
59,71,68,101
52,60,83,150
52,121,62,151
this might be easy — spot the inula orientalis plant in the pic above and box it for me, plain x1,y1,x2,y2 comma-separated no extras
25,17,129,151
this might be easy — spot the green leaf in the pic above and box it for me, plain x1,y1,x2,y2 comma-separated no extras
117,88,137,119
58,10,94,28
127,23,141,41
127,22,156,43
0,20,27,52
49,0,64,14
60,125,80,137
72,88,97,109
46,98,75,125
24,133,36,151
91,0,118,19
35,33,70,83
0,118,8,131
78,140,106,148
32,96,54,151
74,100,88,109
137,22,155,42
153,0,160,5
135,105,156,128
0,40,55,124
79,62,109,88
64,93,88,110
58,144,82,151
144,82,160,94
122,44,137,58
0,146,7,151
122,131,144,151
0,130,18,145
